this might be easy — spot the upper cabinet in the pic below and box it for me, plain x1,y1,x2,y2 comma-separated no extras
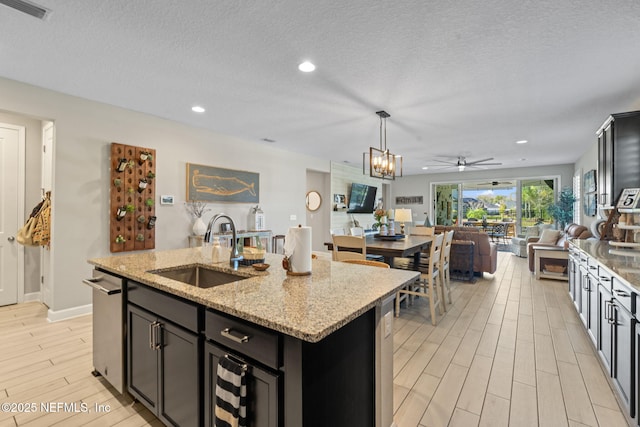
597,111,640,207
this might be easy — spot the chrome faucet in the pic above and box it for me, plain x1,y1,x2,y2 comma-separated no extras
204,213,243,266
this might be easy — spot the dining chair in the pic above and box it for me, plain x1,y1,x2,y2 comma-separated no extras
438,230,455,308
488,223,508,245
331,235,367,261
408,225,435,236
341,259,390,268
395,233,444,325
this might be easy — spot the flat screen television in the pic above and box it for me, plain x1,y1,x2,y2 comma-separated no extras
347,183,378,213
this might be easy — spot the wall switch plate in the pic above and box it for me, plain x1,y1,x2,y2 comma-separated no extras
384,311,393,338
290,214,297,221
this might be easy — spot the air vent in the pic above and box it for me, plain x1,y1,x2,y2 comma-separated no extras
0,0,49,20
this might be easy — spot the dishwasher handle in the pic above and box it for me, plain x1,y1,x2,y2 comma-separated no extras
82,277,122,295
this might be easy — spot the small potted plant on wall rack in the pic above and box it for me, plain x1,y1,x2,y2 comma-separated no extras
138,152,153,165
115,234,126,244
146,171,155,181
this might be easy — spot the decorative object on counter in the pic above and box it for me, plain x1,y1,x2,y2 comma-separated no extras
249,205,265,230
372,208,387,231
239,246,266,266
363,110,402,180
283,225,312,275
186,200,210,236
252,263,270,271
395,208,413,235
305,191,322,211
110,143,156,253
186,163,259,203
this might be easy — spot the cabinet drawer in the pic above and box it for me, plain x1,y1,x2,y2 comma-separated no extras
205,310,280,370
611,279,634,314
596,267,614,291
128,281,199,332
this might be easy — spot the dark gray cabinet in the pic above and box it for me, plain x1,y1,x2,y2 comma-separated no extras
597,111,640,206
203,309,281,427
127,282,201,427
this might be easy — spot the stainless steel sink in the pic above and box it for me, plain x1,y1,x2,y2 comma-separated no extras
149,266,249,288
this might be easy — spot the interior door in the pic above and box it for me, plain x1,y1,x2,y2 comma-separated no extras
0,123,25,306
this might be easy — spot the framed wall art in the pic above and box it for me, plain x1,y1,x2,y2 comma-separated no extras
186,163,259,203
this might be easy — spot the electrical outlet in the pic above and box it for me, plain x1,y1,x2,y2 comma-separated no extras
384,311,393,338
290,214,297,221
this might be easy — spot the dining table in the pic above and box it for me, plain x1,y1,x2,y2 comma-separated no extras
325,234,434,268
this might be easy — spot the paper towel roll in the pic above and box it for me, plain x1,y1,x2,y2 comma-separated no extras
284,226,312,274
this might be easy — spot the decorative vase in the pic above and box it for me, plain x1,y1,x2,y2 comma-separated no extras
192,217,207,236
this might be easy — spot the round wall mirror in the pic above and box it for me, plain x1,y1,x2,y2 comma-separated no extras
306,191,322,211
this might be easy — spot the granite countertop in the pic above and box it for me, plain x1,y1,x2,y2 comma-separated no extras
88,248,419,343
571,239,640,292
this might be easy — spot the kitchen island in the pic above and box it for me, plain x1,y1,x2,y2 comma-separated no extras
89,247,419,427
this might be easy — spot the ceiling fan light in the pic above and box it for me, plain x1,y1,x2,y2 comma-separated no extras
458,165,465,172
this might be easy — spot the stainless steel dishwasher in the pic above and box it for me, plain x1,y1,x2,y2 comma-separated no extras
83,268,125,394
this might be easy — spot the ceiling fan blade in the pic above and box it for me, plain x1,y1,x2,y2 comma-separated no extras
430,159,457,165
465,157,495,165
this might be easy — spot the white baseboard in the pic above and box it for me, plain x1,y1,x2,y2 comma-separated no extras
23,292,41,302
47,304,92,322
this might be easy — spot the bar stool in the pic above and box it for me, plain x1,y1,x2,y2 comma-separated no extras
272,234,285,254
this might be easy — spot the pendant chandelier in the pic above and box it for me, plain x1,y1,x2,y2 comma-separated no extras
363,110,402,180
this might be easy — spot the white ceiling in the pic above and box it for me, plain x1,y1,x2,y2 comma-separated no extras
2,0,640,175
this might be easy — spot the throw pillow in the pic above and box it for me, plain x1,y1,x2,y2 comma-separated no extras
538,229,561,244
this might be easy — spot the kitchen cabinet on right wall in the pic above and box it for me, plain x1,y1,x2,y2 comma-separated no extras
597,111,640,207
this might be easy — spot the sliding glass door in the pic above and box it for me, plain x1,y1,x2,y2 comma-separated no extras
432,177,558,233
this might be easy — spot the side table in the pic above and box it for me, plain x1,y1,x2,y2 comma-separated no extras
532,245,569,281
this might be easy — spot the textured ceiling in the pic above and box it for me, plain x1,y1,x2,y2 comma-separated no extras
2,0,640,175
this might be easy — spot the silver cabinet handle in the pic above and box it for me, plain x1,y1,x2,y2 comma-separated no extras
82,278,121,295
614,289,630,298
7,236,15,242
149,321,155,350
154,322,162,350
221,327,250,343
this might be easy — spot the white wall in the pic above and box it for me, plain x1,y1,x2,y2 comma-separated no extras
0,77,329,316
306,170,330,252
573,140,599,228
390,164,576,224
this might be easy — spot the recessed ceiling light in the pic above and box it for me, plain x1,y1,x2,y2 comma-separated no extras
191,106,205,113
516,140,528,144
422,166,429,170
298,61,316,72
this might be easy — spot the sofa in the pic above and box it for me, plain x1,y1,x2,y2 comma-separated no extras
527,223,592,272
434,226,498,275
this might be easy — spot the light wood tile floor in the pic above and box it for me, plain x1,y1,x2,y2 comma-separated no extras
0,252,631,426
393,251,631,427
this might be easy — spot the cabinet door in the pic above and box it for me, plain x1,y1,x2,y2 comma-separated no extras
635,322,639,425
127,305,159,411
598,284,613,373
578,265,589,327
158,321,201,427
568,256,578,301
587,273,599,346
612,303,634,416
204,341,280,427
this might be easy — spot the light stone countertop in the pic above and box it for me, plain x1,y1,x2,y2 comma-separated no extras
88,247,419,343
571,239,640,292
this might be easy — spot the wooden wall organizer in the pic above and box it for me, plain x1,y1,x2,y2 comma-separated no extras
110,143,156,253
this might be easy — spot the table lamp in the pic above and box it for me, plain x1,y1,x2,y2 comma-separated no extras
394,208,412,235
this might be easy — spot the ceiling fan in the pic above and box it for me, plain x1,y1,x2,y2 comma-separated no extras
477,180,513,186
431,156,502,172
